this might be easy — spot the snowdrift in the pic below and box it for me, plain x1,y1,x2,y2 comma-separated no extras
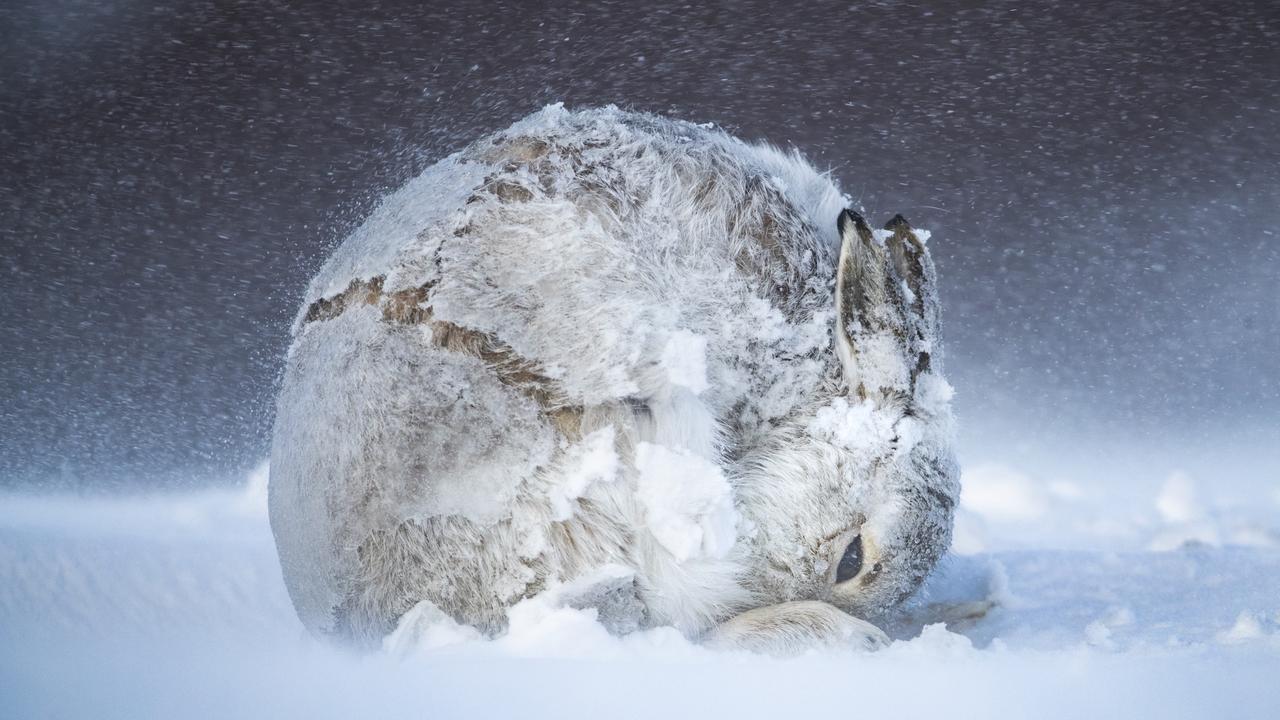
3,461,1278,718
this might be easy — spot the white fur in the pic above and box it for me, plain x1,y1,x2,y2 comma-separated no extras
268,105,959,651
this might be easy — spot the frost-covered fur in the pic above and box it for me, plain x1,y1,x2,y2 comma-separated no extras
268,105,960,652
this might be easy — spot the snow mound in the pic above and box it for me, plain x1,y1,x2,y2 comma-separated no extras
954,463,1280,554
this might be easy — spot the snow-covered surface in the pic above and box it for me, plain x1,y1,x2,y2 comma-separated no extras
3,460,1278,718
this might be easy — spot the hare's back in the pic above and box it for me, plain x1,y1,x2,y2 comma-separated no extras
269,106,850,639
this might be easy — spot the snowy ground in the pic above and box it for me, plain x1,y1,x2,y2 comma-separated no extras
3,460,1279,719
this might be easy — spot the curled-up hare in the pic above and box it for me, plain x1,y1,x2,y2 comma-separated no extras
269,106,959,655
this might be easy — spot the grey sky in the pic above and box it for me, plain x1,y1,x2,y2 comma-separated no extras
2,0,1277,487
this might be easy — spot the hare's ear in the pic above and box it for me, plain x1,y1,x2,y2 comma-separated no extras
836,209,884,332
834,210,939,401
835,208,886,398
882,214,940,352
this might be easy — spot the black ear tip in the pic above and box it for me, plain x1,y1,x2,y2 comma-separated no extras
883,214,912,230
838,208,870,235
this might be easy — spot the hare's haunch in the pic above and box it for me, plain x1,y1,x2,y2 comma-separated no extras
269,106,959,653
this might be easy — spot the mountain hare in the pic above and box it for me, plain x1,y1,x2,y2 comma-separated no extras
269,105,959,654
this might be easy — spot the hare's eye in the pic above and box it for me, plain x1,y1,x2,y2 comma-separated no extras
835,535,864,583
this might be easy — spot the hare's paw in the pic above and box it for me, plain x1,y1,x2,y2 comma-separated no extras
551,565,648,636
704,600,890,656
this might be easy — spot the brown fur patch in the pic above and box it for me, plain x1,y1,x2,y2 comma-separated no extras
302,275,582,433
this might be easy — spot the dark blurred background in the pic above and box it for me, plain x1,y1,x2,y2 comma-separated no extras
2,0,1277,490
